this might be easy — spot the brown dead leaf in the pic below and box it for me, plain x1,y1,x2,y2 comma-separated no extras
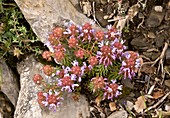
128,4,140,21
140,64,156,74
152,90,164,99
109,102,117,111
95,96,102,106
134,96,146,113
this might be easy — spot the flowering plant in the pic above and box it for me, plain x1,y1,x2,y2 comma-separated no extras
33,22,141,111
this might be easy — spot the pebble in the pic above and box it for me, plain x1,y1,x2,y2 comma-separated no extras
107,110,128,118
147,32,156,39
154,6,163,12
121,78,134,89
165,103,170,111
126,101,134,111
154,33,165,48
146,6,165,27
165,80,170,88
95,10,108,27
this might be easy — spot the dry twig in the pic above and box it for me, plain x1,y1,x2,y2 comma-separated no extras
144,92,170,112
138,41,169,78
92,2,101,27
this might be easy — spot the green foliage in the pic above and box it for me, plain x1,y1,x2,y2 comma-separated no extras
93,64,109,77
0,0,42,59
87,61,122,80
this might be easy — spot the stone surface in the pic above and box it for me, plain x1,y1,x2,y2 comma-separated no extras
14,0,103,52
130,35,151,49
0,59,19,107
146,6,165,27
14,55,90,118
121,78,133,89
107,110,128,118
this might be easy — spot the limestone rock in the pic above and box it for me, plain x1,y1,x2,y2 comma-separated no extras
0,59,19,107
14,0,103,52
14,55,90,118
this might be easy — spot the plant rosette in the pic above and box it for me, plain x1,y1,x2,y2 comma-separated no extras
33,22,142,111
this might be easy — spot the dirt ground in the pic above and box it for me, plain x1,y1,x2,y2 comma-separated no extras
79,0,170,117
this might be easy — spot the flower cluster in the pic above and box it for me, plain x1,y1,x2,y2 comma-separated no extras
119,51,141,79
34,22,142,110
91,77,122,100
37,90,63,111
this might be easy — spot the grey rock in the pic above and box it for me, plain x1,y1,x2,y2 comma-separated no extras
146,6,165,27
0,59,19,107
14,0,104,52
14,55,90,118
107,110,128,118
143,51,160,61
121,78,133,89
147,32,156,39
155,34,165,48
130,35,151,48
95,10,108,27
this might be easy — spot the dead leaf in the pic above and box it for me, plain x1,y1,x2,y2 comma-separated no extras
95,96,102,106
152,90,164,99
128,4,140,21
13,47,24,58
109,102,117,111
134,96,146,113
81,1,92,17
140,64,156,74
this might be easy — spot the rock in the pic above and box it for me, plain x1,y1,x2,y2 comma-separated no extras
154,33,165,48
143,51,160,61
121,78,133,89
14,55,90,118
0,59,19,107
95,10,108,27
147,32,156,39
165,103,170,111
164,80,170,88
130,35,151,49
166,47,170,65
107,110,128,118
126,101,134,111
14,0,104,52
154,6,163,12
146,6,165,27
